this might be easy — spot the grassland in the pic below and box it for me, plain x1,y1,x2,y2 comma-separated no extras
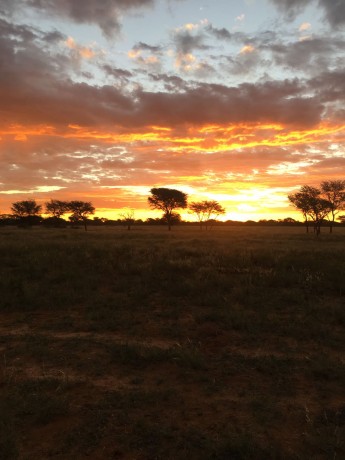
0,225,344,459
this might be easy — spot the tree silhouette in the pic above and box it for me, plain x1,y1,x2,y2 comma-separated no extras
189,200,226,230
45,199,69,218
68,201,95,231
11,199,42,226
148,187,187,230
321,180,345,233
289,186,331,235
119,208,135,230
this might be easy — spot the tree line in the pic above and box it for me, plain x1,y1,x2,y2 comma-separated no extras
9,199,95,231
1,182,344,232
0,190,226,231
288,180,345,235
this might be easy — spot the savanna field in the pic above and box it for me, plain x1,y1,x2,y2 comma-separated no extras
1,225,345,459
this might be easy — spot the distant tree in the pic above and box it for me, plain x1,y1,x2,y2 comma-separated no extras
338,215,345,224
0,214,16,225
321,180,345,233
189,200,226,230
288,186,331,235
148,187,187,230
11,199,42,226
119,208,135,230
45,199,69,218
278,217,298,225
44,199,69,227
68,201,95,231
93,217,108,226
162,211,182,226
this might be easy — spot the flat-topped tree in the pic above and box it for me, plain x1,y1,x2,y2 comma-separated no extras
289,185,331,236
68,201,95,231
148,187,187,230
11,199,42,226
189,200,226,230
45,199,69,218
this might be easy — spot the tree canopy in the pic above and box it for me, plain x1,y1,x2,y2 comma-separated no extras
320,180,345,232
45,199,70,219
189,200,226,229
10,199,42,225
148,187,187,230
288,185,331,235
68,201,95,231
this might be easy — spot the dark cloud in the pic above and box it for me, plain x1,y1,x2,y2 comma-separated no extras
319,0,345,27
148,73,188,91
0,17,330,131
268,0,309,21
269,0,345,27
206,25,232,41
309,70,345,107
103,64,133,80
1,0,155,38
42,30,66,44
131,80,321,127
132,41,162,52
269,37,345,72
173,29,209,55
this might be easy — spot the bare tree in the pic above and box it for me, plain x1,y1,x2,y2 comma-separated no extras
148,187,187,230
189,200,226,230
321,180,345,233
119,208,135,230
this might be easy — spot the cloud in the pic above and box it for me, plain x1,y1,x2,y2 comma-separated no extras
269,36,345,73
132,41,162,53
268,0,309,21
103,65,133,80
173,29,209,55
269,0,345,27
318,0,345,27
65,36,98,59
206,24,232,41
0,0,179,38
239,44,255,54
299,22,311,31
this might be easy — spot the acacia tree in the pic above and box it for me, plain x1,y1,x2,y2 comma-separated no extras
189,200,226,230
119,208,135,231
288,186,331,235
148,187,187,230
45,199,69,219
321,180,345,233
11,199,42,225
288,190,312,232
68,201,95,231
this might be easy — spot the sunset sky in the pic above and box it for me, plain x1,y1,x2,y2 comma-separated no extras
0,0,344,221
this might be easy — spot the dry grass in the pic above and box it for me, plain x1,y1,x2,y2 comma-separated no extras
0,225,344,459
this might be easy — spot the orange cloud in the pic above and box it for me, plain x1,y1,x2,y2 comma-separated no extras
1,122,344,152
65,36,97,59
239,44,255,54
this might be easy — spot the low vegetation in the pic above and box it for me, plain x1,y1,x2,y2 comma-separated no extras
0,225,345,459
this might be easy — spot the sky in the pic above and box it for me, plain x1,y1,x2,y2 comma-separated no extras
0,0,344,222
